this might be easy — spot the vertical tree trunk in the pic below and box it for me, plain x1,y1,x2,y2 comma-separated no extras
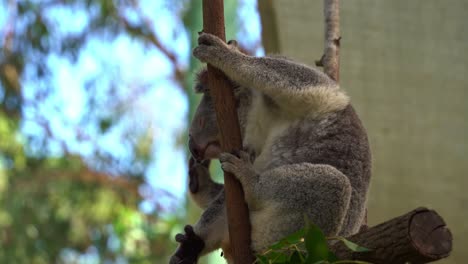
321,0,341,82
201,1,254,263
258,0,281,54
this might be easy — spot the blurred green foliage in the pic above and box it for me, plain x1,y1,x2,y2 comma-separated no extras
0,0,250,262
0,0,193,263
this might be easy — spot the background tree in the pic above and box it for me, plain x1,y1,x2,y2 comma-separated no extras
0,0,260,263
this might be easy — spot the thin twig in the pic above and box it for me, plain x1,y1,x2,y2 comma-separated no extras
320,0,341,82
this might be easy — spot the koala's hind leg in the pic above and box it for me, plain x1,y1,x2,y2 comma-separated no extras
220,153,352,250
188,157,223,209
257,164,352,242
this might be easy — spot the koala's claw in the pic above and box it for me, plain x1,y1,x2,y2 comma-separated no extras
193,33,236,65
220,150,256,181
244,146,257,163
229,149,251,163
170,225,204,264
197,32,224,46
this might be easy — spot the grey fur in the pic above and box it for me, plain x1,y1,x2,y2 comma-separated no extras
170,33,371,264
189,160,223,209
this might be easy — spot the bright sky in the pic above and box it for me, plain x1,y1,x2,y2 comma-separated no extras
2,0,262,213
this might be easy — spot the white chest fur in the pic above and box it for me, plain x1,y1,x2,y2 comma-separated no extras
243,95,290,172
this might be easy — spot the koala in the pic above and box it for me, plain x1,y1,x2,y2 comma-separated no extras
170,33,371,264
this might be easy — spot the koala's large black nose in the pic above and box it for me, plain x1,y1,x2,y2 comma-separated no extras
188,135,202,160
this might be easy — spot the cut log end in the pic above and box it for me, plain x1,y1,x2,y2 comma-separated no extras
410,210,453,259
331,207,452,264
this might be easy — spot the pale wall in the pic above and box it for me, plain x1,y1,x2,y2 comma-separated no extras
260,1,467,262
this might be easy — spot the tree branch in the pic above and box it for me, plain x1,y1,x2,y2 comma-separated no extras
331,207,452,263
201,1,254,263
118,0,186,87
317,0,341,82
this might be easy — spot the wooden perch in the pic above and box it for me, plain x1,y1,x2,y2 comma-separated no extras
331,207,452,263
201,1,255,263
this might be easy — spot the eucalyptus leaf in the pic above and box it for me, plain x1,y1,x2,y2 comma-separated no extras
304,222,329,263
255,255,269,264
285,229,306,244
327,252,338,262
289,251,306,263
264,250,289,263
270,240,288,250
331,237,371,253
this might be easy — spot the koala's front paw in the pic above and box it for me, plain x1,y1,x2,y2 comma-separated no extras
188,157,210,193
219,150,256,182
193,33,231,65
170,225,204,264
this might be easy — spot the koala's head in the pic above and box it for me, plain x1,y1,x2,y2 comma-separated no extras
189,69,252,161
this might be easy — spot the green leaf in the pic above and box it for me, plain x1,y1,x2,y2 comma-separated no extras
331,237,371,253
270,240,288,250
327,252,338,262
304,221,329,263
255,255,269,264
285,228,306,244
289,251,306,263
258,227,307,263
264,250,289,263
269,228,305,250
99,117,113,133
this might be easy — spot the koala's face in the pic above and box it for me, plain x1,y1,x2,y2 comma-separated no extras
189,92,220,160
189,69,251,161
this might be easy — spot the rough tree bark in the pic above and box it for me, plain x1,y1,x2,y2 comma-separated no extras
317,0,341,82
201,1,255,263
331,208,453,263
